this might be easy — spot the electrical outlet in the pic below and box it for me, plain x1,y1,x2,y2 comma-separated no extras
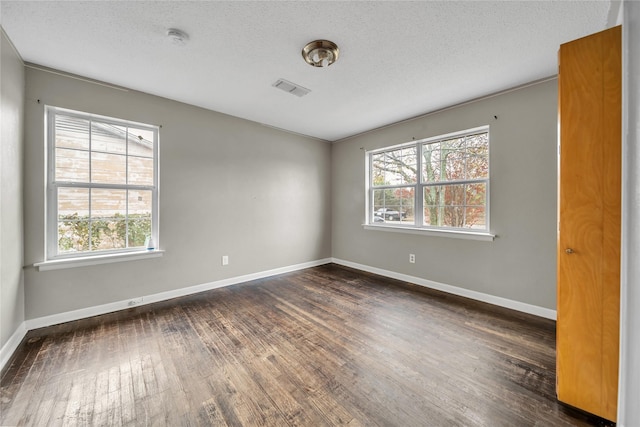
222,255,229,266
409,254,415,263
128,297,143,306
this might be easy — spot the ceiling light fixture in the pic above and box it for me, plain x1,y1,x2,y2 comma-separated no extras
167,28,189,45
302,40,339,68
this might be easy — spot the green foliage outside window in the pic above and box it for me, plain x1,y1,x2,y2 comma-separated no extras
58,213,151,253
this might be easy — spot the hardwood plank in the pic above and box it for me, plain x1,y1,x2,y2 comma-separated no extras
1,264,609,426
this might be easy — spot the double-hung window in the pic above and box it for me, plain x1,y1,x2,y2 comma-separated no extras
367,126,490,234
46,106,159,260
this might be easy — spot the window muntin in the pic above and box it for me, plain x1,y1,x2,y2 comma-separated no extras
47,106,159,259
371,146,417,224
368,127,489,232
372,187,415,224
422,131,489,229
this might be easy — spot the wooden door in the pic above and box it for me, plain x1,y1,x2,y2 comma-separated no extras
557,26,621,422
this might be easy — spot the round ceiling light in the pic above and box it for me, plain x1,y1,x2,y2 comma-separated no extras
302,40,339,67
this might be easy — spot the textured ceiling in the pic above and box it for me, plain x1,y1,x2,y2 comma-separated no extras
1,1,614,141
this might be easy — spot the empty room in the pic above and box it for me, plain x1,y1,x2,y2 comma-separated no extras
1,1,639,426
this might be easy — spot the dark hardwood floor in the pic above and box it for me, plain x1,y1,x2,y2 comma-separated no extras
1,264,608,426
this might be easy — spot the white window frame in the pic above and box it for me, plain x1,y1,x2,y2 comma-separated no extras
365,126,494,240
44,106,160,262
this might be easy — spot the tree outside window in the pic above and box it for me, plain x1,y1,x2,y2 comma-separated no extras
368,127,489,231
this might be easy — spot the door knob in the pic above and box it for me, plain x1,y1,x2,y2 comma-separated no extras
565,248,574,254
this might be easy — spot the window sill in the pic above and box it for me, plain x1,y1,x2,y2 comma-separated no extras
363,224,495,241
33,250,164,271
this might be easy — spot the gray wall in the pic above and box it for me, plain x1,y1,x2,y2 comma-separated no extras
1,30,25,349
331,79,558,310
22,67,332,319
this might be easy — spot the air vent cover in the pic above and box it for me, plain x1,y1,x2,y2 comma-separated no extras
272,79,311,97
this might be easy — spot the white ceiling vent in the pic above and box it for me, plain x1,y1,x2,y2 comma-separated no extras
272,79,311,97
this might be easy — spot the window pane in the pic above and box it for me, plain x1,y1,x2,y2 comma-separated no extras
373,189,386,213
465,182,487,228
396,147,417,184
57,188,90,253
441,137,466,182
128,217,151,248
466,207,486,229
128,156,154,186
128,190,152,247
423,186,440,226
92,122,126,154
422,142,441,183
395,187,414,224
443,184,465,206
128,127,155,158
91,152,126,184
58,187,89,217
372,187,414,224
372,147,417,186
90,189,126,251
128,189,152,215
92,218,126,250
55,115,89,150
56,148,89,182
91,189,126,218
425,184,467,228
424,133,488,183
424,184,465,228
424,183,487,229
58,218,91,253
442,183,465,227
371,154,385,186
465,133,489,180
55,115,90,183
466,182,486,206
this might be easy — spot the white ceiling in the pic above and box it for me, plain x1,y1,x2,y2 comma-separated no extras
1,1,615,142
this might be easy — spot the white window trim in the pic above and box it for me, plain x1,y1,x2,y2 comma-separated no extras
365,126,492,239
363,224,495,241
44,106,160,262
34,250,164,271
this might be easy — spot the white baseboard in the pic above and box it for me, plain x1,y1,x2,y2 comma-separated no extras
331,258,557,320
25,258,333,331
1,258,331,372
3,256,555,372
0,322,27,372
